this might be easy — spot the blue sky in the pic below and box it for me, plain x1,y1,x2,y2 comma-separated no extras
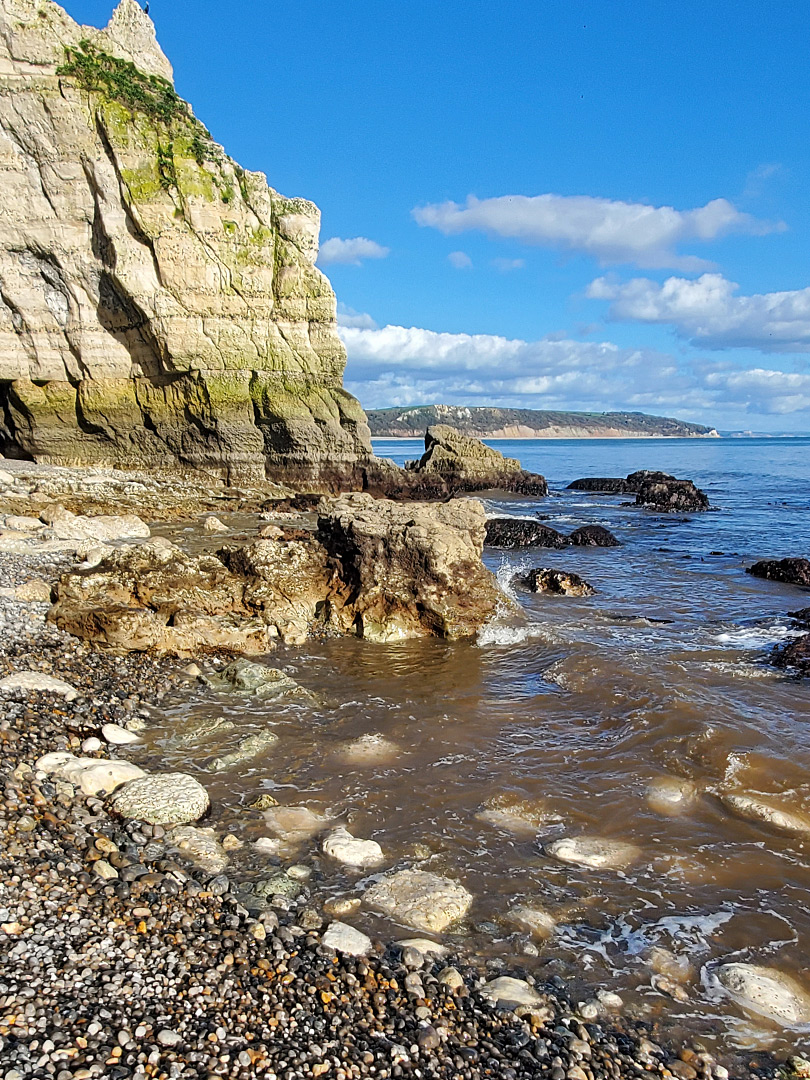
66,0,810,431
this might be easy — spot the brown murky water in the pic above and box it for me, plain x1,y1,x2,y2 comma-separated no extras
136,439,810,1058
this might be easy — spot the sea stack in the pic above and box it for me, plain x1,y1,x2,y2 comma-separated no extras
0,0,373,486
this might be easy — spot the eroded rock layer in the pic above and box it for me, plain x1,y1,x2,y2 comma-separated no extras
0,0,373,485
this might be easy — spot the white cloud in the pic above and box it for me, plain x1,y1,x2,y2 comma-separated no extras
317,236,390,266
447,250,473,269
336,303,378,330
339,321,810,422
413,194,783,270
588,273,810,351
492,257,525,272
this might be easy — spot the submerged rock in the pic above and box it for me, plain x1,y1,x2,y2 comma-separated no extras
203,660,305,699
719,792,810,836
569,524,620,547
715,963,810,1026
110,773,210,825
519,568,595,596
772,634,810,676
544,836,640,870
476,792,561,835
322,827,385,869
263,805,332,843
645,777,699,817
503,905,557,939
338,733,400,764
747,558,810,587
173,715,236,746
485,519,569,549
210,729,279,773
365,869,473,932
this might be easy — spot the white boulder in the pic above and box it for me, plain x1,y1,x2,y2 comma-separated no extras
322,827,385,869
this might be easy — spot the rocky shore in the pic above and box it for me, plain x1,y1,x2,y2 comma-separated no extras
0,543,771,1080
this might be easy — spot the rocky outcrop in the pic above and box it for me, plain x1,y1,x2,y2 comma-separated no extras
484,519,569,549
747,558,810,588
0,0,374,485
569,524,619,547
50,494,504,650
518,568,595,596
402,425,547,497
772,634,810,677
568,471,710,512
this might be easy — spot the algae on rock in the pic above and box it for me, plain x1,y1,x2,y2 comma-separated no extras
0,0,373,485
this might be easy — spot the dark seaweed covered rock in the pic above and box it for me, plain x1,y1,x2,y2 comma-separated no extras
568,470,675,494
747,558,810,588
634,476,710,513
790,608,810,629
485,519,569,549
518,568,595,596
772,634,810,676
569,524,620,547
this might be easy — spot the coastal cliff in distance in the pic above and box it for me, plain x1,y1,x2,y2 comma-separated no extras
368,405,719,440
0,0,374,485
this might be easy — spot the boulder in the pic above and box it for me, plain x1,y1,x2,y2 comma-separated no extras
790,608,810,628
543,836,640,870
404,424,548,497
338,733,400,764
168,825,228,873
364,869,473,932
485,519,569,549
569,525,620,547
36,751,146,796
719,792,810,836
645,777,699,817
110,773,210,825
772,634,810,676
203,660,304,698
322,827,385,869
519,568,595,596
14,579,53,603
210,729,278,773
634,477,710,512
715,963,810,1026
747,558,810,588
479,976,545,1011
41,506,151,542
262,805,332,843
321,922,373,957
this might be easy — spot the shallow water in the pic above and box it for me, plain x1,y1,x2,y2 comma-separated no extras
142,438,810,1057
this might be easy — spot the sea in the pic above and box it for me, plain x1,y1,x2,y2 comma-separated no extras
150,436,810,1058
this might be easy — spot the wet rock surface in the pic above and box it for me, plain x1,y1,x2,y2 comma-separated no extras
772,634,810,676
485,519,570,549
519,568,596,596
569,524,621,547
747,558,810,588
568,471,711,512
401,424,548,497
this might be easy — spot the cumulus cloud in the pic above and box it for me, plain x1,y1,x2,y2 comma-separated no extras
317,236,390,266
412,194,783,270
588,273,810,351
447,250,473,269
336,303,378,330
339,321,810,421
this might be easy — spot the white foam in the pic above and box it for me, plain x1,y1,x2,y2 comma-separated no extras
714,623,803,649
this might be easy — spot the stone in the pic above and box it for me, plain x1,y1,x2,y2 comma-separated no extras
36,751,146,796
476,792,561,835
263,805,332,842
747,558,810,588
519,568,595,596
168,825,228,873
42,506,151,542
0,672,78,700
4,514,44,531
485,518,570,549
203,515,228,532
634,475,710,513
0,0,374,486
504,905,557,939
323,896,362,917
253,871,302,901
645,777,699,817
322,827,385,869
338,733,399,764
364,869,473,932
81,737,103,754
110,773,210,824
772,633,810,676
405,424,547,497
211,729,279,772
568,525,620,547
479,976,544,1010
14,578,53,602
395,938,448,958
438,966,464,989
174,715,236,746
719,792,810,836
101,722,142,745
714,963,810,1025
543,836,640,870
203,659,304,698
321,921,373,956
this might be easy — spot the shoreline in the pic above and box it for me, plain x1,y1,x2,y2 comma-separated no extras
370,433,722,442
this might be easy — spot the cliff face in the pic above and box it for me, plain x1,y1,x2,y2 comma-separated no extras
0,0,373,484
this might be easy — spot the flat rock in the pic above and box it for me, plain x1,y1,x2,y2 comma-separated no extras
715,963,810,1025
480,976,544,1010
365,869,472,932
43,505,151,542
204,660,305,699
168,826,228,873
36,752,146,796
720,792,810,837
211,729,278,772
111,773,210,825
0,672,78,700
322,826,385,869
544,836,640,870
321,921,373,957
102,722,142,746
485,518,569,549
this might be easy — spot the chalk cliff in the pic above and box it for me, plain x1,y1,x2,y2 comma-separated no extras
0,0,373,484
